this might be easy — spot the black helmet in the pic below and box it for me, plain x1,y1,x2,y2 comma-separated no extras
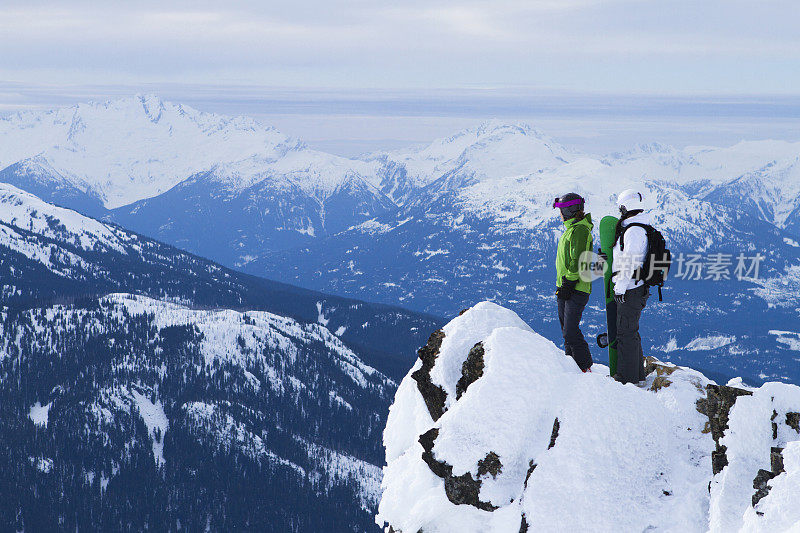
553,192,585,220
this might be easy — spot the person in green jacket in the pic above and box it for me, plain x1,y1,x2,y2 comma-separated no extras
553,193,594,372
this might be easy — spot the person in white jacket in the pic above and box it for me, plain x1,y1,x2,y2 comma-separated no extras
611,189,651,384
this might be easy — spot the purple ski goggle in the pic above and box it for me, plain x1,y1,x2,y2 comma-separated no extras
552,197,584,209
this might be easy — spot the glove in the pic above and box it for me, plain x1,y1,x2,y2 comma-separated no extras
614,293,626,304
556,277,578,300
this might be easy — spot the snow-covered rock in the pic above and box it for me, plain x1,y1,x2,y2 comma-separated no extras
377,302,800,532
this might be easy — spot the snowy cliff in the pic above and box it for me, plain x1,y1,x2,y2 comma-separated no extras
377,302,800,532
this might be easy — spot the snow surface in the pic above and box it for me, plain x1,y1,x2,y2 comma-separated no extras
0,182,126,253
183,400,307,476
365,121,576,200
710,382,800,532
685,335,736,351
106,293,386,391
741,441,800,532
770,331,800,352
31,456,54,473
129,389,169,468
297,436,383,512
0,182,145,279
28,401,51,428
377,302,800,533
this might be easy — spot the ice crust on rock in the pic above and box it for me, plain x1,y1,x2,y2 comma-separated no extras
377,302,800,533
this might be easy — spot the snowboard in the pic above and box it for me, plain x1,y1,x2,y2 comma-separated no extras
598,215,619,376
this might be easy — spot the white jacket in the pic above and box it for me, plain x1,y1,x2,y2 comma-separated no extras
612,211,651,295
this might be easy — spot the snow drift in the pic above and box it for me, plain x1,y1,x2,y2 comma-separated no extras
377,302,800,532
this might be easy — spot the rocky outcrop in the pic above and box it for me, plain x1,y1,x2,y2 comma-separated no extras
378,302,800,533
477,451,503,479
752,447,785,509
411,329,503,512
519,514,529,533
696,384,753,474
645,356,681,391
548,418,560,449
415,336,504,512
787,412,800,433
456,342,485,399
418,428,499,511
411,329,447,421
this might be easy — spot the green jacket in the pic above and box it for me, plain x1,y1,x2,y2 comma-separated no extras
555,213,594,294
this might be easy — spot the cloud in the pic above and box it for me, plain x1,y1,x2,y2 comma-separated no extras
0,0,798,93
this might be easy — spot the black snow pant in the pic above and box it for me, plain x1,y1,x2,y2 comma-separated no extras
616,285,649,384
557,290,592,371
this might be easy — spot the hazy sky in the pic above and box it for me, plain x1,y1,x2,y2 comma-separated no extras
2,0,799,93
1,1,799,155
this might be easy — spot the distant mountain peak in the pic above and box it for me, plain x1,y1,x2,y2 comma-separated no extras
135,93,167,123
0,95,307,208
474,119,546,139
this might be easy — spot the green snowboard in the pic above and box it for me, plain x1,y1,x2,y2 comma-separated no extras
599,215,619,376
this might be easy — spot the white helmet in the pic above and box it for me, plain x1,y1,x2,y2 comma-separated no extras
616,188,645,215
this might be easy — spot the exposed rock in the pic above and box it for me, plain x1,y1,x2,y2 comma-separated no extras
444,473,497,512
456,342,485,399
645,358,678,391
644,356,679,377
752,469,774,509
477,451,502,479
548,418,560,449
696,384,753,475
523,460,537,488
771,446,786,474
787,412,800,433
418,427,498,511
519,513,530,533
772,410,779,439
650,376,672,391
419,428,447,478
711,451,729,477
411,330,448,421
752,447,786,509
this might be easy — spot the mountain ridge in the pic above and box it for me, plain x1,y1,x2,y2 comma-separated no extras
4,95,800,386
0,181,441,381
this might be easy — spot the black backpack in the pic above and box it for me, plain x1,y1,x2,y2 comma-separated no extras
619,223,671,301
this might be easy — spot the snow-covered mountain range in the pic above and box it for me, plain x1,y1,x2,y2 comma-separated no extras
3,293,389,530
0,181,439,379
0,95,394,263
0,94,304,209
1,141,799,530
256,121,800,385
3,96,799,263
2,95,800,386
0,182,444,530
378,302,800,532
